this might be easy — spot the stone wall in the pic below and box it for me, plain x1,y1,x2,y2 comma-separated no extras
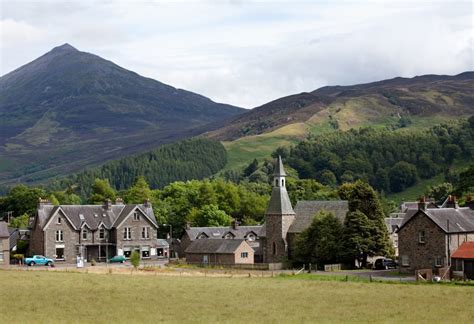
398,211,447,273
265,214,295,263
43,211,79,263
0,238,9,266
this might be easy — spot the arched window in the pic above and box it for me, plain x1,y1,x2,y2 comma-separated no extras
281,179,284,186
275,179,278,186
272,242,277,255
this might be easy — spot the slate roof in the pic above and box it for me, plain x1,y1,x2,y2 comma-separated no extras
400,200,437,212
385,217,404,234
8,227,19,250
0,221,9,238
274,156,287,176
185,239,249,254
36,203,157,231
288,200,349,233
451,242,474,259
185,225,263,240
266,187,295,215
398,207,474,233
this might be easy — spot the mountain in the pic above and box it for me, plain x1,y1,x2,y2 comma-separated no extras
0,44,244,184
208,72,474,141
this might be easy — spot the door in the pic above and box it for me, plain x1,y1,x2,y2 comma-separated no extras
465,261,474,280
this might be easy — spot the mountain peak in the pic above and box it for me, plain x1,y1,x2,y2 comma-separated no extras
51,43,78,53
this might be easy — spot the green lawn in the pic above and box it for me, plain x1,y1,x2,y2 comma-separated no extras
1,270,473,323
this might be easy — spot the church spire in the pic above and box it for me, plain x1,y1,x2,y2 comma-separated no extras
274,155,287,177
266,156,294,214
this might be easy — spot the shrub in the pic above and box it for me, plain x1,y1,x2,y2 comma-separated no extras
131,251,140,270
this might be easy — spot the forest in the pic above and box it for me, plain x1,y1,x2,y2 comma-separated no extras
48,138,227,198
276,118,474,193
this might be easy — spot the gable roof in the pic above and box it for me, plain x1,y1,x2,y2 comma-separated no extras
288,200,349,233
0,221,9,238
39,203,157,231
385,217,404,234
185,239,250,254
451,242,474,259
185,225,264,241
398,207,474,233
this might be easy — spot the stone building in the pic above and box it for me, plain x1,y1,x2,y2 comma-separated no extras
0,221,10,266
451,241,474,279
397,198,474,274
29,198,161,263
185,239,254,265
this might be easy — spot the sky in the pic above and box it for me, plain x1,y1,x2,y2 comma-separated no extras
1,0,473,108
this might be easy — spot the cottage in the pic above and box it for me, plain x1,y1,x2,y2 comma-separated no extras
451,242,474,279
0,221,10,266
29,198,161,263
185,239,254,265
397,198,474,274
179,222,263,262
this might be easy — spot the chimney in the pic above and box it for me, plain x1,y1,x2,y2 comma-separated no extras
115,197,124,205
446,195,459,209
38,198,52,210
144,199,151,208
104,199,112,211
231,219,240,230
418,196,427,211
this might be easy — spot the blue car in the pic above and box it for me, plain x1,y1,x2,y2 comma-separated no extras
25,255,55,267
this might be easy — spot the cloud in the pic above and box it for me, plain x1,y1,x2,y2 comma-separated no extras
1,0,473,108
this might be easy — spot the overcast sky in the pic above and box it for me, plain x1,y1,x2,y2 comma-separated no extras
1,0,473,108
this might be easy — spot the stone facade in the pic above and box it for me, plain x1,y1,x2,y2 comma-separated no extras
29,199,160,263
398,211,447,273
0,237,9,266
265,214,294,263
185,239,254,265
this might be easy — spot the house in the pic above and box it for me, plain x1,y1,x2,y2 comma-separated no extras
29,198,161,263
397,197,474,274
179,222,264,262
0,221,10,266
185,239,254,265
385,214,404,256
451,241,474,280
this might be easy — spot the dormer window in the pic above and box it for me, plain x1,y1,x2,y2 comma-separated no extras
224,232,234,239
246,233,256,242
133,212,140,221
197,233,208,239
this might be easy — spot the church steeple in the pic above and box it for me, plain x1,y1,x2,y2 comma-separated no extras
265,156,296,264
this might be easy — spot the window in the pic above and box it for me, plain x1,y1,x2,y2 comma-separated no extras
401,255,409,266
197,233,208,239
272,242,277,256
393,238,398,248
141,227,150,239
142,247,150,258
56,248,64,260
133,212,140,221
123,247,132,258
281,179,284,186
56,216,62,224
435,256,444,267
99,228,105,239
224,233,234,239
275,179,278,186
82,229,88,240
418,231,425,244
241,252,248,258
246,233,256,242
55,230,63,242
123,227,131,240
0,252,3,262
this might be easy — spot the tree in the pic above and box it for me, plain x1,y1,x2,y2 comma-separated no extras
243,159,259,177
10,214,29,229
0,185,47,217
88,179,116,204
318,170,337,186
388,161,418,192
130,251,140,270
294,211,343,268
191,204,233,227
124,176,152,203
425,182,453,204
338,181,392,267
342,211,375,268
444,144,461,164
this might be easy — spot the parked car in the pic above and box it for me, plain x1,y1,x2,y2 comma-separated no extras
374,258,397,270
108,255,126,263
25,255,54,267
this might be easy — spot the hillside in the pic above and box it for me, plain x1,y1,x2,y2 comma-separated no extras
49,138,227,198
208,72,473,141
0,44,244,185
209,72,474,171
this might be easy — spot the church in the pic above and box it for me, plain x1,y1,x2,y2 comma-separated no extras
181,156,349,267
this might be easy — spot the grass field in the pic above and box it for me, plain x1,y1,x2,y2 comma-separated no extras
1,270,473,323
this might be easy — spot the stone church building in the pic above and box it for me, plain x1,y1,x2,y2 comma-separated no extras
181,156,348,267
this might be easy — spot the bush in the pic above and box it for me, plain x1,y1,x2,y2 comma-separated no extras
130,251,140,269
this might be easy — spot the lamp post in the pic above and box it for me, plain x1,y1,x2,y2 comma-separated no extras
163,224,172,261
